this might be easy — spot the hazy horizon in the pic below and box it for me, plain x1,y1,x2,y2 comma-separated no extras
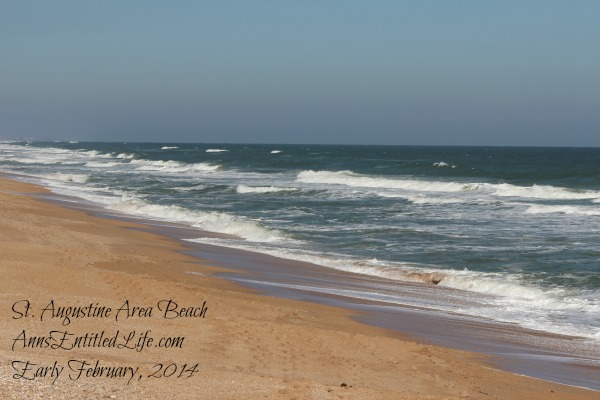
2,2,599,147
4,139,600,150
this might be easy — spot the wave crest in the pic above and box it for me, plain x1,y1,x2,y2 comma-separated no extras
297,170,478,193
236,185,297,194
492,183,600,200
109,198,282,242
40,173,90,183
129,159,219,173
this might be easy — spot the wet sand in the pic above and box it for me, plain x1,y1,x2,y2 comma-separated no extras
1,175,598,399
181,241,600,390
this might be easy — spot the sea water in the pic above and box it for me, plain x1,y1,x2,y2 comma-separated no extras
1,141,599,343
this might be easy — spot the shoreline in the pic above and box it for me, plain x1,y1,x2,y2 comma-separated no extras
1,175,598,399
32,176,600,389
183,243,600,390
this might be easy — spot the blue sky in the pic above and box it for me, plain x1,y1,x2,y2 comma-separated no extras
1,1,599,146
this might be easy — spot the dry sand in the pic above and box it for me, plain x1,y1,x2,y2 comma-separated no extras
0,176,597,399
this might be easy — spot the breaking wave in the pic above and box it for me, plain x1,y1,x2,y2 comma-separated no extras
297,170,480,192
183,236,600,339
109,197,282,242
433,161,456,168
236,185,297,194
492,183,600,200
525,205,600,216
297,170,600,203
129,159,220,173
85,161,122,168
39,173,90,184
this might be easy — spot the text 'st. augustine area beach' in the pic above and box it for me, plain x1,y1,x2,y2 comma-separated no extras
1,141,599,391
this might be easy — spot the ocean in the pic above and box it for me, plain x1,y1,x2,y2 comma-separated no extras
1,141,599,345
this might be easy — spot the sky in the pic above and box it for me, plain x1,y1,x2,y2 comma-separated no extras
1,1,599,146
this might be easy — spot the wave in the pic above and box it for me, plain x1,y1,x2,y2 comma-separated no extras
206,149,228,153
85,161,122,168
377,192,464,205
129,159,219,173
525,204,600,216
109,197,282,242
236,185,297,194
297,170,600,203
492,183,600,200
297,170,479,193
79,150,108,158
39,173,90,184
271,150,282,154
433,161,456,168
0,144,127,166
161,146,179,150
183,237,600,339
172,184,208,192
8,157,63,165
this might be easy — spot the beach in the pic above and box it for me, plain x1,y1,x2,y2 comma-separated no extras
1,176,598,399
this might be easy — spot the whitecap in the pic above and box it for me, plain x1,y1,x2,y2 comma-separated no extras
236,185,297,194
85,161,121,168
40,173,90,184
129,159,220,173
524,204,600,216
109,197,282,242
297,170,479,193
492,183,600,200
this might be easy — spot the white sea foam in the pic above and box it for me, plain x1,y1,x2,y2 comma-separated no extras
79,150,106,158
401,195,464,205
376,192,464,205
206,149,228,153
85,161,122,168
0,144,87,166
297,170,479,192
129,159,219,173
10,157,63,165
492,183,600,200
1,147,75,165
173,184,207,192
436,270,553,300
161,146,179,150
109,198,282,242
40,173,90,184
297,170,600,204
115,153,135,159
525,205,600,216
236,185,297,194
433,161,456,168
271,150,282,154
183,236,600,339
